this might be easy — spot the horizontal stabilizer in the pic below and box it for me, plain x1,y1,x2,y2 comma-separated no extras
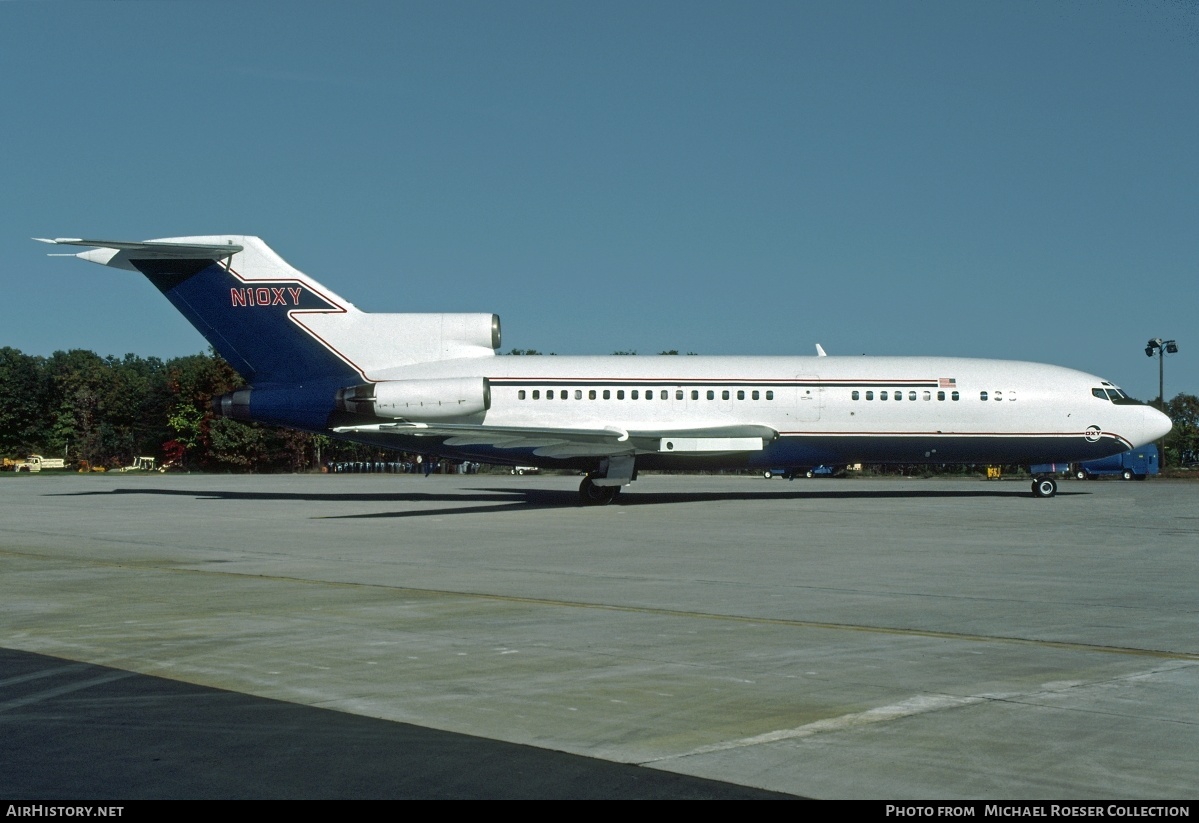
35,238,243,259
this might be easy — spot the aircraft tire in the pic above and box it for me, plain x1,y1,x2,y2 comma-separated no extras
1032,477,1058,498
763,470,773,479
805,470,815,478
1122,469,1134,481
579,476,619,506
1075,469,1088,480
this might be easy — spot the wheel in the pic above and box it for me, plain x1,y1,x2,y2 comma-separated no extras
1032,476,1058,498
1122,469,1133,481
1075,469,1087,481
517,469,525,475
805,470,815,478
579,476,619,506
763,470,773,479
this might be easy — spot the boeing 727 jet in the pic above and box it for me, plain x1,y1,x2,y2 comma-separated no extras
38,236,1172,504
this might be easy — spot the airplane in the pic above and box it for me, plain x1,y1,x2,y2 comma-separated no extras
36,235,1172,504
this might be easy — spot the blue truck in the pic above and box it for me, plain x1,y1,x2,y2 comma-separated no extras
1033,445,1159,481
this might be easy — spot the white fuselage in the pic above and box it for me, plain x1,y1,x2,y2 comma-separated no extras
368,354,1169,469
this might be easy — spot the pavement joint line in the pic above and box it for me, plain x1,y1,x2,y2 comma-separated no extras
0,670,137,713
3,545,1198,664
648,661,1199,762
648,693,988,761
0,663,91,689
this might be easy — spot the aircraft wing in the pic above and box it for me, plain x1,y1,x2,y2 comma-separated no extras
332,422,778,458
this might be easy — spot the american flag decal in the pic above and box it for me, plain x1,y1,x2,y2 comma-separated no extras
939,377,956,388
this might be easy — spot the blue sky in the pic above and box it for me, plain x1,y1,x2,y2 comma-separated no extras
4,1,1196,401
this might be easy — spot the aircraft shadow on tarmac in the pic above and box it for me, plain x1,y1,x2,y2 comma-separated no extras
0,647,792,800
51,484,1085,520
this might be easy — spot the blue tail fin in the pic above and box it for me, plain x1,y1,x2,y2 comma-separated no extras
40,236,363,383
39,235,501,387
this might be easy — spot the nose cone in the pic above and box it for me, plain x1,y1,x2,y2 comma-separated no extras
1130,405,1173,447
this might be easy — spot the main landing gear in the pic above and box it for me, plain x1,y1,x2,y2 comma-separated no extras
1031,476,1058,498
578,455,636,506
579,475,621,505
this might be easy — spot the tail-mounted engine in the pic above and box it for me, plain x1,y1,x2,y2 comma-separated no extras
211,388,253,421
335,377,491,421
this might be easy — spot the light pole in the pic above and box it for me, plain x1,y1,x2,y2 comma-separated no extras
1144,338,1178,407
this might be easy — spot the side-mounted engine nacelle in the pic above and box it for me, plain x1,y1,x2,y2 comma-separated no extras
336,377,491,421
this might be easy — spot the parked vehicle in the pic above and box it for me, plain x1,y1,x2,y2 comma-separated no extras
1076,445,1158,480
6,455,68,473
763,465,838,479
510,466,539,475
117,456,158,472
1072,445,1158,481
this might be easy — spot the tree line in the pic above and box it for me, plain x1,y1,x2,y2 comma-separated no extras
0,347,373,472
2,345,1196,471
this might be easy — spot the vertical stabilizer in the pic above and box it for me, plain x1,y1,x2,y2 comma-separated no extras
40,236,500,384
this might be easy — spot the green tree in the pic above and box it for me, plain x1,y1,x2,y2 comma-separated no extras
167,403,205,450
0,347,48,455
1163,393,1199,466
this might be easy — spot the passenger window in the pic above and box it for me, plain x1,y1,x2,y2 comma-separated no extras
737,390,745,400
518,390,526,400
980,391,988,401
909,391,917,401
866,391,873,400
895,391,902,401
617,390,625,400
951,391,959,401
603,390,610,400
631,390,639,400
707,390,715,400
676,390,683,400
994,391,1002,401
575,390,582,400
646,391,652,400
532,390,540,400
766,391,773,400
660,390,667,400
852,390,860,400
752,390,760,400
1009,391,1016,401
588,390,596,400
691,390,699,400
937,391,945,401
562,392,568,400
880,391,888,400
922,391,930,401
722,390,730,400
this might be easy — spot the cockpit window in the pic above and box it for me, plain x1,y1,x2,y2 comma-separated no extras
1093,386,1140,405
